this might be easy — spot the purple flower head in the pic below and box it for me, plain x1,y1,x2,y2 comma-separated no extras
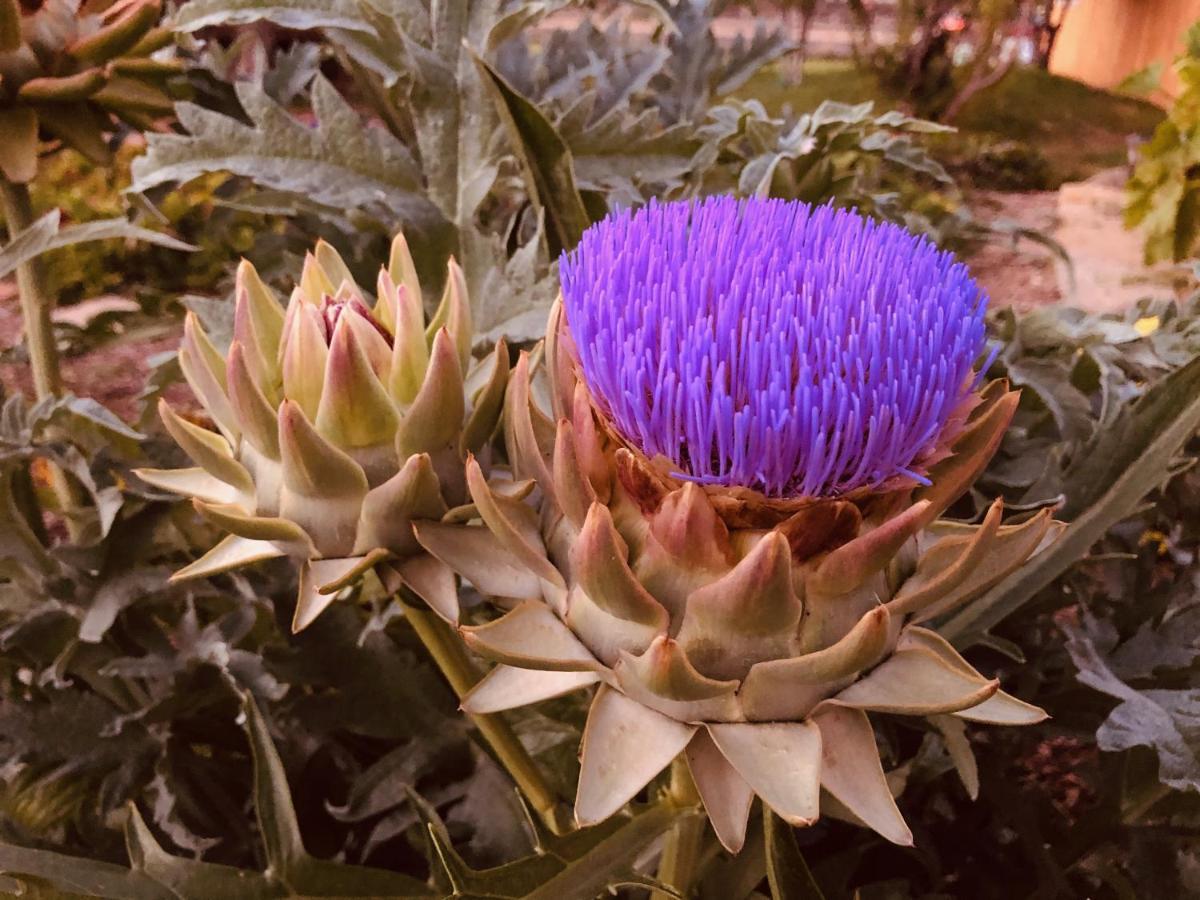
559,197,989,499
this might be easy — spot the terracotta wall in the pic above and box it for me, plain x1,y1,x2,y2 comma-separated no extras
1049,0,1200,102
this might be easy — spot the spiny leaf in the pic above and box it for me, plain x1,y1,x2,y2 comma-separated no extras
241,692,435,896
0,840,173,900
411,785,686,900
124,804,278,898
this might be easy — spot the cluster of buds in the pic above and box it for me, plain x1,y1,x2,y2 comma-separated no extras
413,198,1062,850
138,236,509,630
0,0,176,183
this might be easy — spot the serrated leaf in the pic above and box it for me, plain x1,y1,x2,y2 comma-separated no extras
173,0,378,33
1062,617,1200,794
173,0,409,83
1107,604,1200,679
131,76,439,230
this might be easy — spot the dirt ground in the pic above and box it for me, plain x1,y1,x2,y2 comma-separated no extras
967,190,1064,308
0,281,186,424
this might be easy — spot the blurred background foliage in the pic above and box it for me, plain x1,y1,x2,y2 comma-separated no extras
0,1,1198,898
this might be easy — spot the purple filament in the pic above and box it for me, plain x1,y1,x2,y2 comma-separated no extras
559,197,988,498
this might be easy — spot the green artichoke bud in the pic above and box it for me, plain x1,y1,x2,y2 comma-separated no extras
137,236,510,631
0,0,174,183
417,199,1063,851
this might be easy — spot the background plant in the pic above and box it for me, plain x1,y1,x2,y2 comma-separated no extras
1126,21,1200,265
130,0,986,338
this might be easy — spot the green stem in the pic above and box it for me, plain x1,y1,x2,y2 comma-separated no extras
0,176,61,398
1,175,84,539
654,755,706,899
401,597,571,835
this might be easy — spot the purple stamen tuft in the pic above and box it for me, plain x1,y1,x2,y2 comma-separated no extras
559,197,988,499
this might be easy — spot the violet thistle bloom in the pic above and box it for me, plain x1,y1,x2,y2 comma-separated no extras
417,198,1062,852
560,197,988,498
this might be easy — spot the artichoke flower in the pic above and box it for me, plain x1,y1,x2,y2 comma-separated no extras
137,236,509,631
416,198,1063,851
0,0,174,184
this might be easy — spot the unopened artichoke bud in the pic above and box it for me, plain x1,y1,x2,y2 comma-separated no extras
136,236,510,632
416,198,1063,851
0,0,174,184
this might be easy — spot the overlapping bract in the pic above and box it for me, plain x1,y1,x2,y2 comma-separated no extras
137,236,509,631
560,197,988,498
417,199,1061,852
0,0,173,184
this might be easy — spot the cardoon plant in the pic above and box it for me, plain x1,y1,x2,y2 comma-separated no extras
418,197,1063,852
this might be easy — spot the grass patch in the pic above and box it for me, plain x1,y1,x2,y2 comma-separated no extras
737,60,1165,187
737,59,886,115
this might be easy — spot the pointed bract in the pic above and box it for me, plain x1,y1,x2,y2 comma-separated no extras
615,636,740,722
575,687,696,825
396,329,464,458
462,665,600,714
278,400,368,558
829,647,999,715
170,534,285,582
313,239,357,297
180,312,239,441
676,532,801,681
397,553,458,624
685,729,755,853
814,706,912,846
226,342,281,460
426,258,472,372
740,606,890,721
355,453,446,557
414,521,543,601
298,251,336,303
281,303,330,420
155,399,253,496
708,721,822,826
134,466,242,506
384,271,430,405
461,602,602,672
316,314,400,451
233,259,285,400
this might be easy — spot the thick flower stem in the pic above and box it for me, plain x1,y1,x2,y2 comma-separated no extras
1,175,82,537
0,176,61,398
401,597,571,835
654,755,706,899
